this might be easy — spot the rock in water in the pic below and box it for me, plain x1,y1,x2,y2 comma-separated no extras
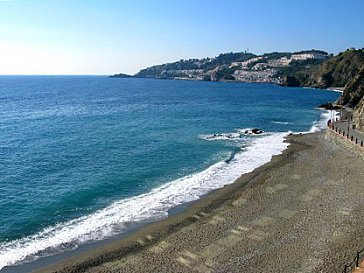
252,128,263,134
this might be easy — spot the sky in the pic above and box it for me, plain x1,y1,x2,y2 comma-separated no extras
0,0,363,75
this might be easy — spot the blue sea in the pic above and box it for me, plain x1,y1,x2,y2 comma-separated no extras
0,76,339,269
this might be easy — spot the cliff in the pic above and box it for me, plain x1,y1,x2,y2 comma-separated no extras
281,48,364,89
354,98,364,131
346,67,364,131
340,66,364,107
281,48,364,130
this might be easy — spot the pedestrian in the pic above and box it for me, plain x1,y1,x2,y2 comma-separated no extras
348,119,350,133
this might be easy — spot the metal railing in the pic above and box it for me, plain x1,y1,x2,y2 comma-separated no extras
342,248,364,273
329,124,364,148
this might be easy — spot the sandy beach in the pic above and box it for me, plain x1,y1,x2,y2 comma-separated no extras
31,132,364,273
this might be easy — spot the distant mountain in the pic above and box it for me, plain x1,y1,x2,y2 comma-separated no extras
111,48,364,131
111,49,329,83
134,52,257,81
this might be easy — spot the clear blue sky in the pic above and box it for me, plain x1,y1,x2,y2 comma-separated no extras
0,0,363,75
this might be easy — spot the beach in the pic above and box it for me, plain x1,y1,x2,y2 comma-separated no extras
0,77,340,271
1,1,363,272
29,131,364,273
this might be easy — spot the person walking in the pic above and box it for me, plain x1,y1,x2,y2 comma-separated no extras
348,119,350,133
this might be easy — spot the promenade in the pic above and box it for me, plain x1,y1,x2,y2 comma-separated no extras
329,120,364,148
328,120,364,273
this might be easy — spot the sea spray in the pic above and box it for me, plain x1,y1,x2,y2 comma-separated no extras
309,110,340,133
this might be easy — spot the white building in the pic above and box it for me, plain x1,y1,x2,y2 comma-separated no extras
290,53,327,61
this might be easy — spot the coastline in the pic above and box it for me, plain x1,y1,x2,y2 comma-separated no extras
15,131,364,273
0,77,341,272
326,86,345,93
110,76,347,94
2,132,289,273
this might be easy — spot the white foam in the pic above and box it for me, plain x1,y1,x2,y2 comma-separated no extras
199,128,265,141
0,132,289,270
326,88,344,93
199,132,242,141
271,121,292,125
309,110,339,133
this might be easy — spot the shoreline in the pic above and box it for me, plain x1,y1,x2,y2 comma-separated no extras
29,133,298,273
0,131,289,272
24,131,364,273
110,76,346,94
0,107,338,272
2,131,289,273
326,86,345,93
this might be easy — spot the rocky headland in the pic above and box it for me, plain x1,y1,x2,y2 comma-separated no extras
112,47,364,132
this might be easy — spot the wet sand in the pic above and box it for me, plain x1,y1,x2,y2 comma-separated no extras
33,132,364,273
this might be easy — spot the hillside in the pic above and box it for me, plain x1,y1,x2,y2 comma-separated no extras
339,63,364,107
135,52,256,80
111,48,364,130
345,67,364,130
284,48,364,131
281,48,364,89
111,50,329,83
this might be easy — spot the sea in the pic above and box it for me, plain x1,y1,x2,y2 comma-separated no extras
0,76,340,270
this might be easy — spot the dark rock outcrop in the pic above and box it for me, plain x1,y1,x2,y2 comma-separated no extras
318,102,341,110
281,48,364,90
340,67,364,107
110,73,133,78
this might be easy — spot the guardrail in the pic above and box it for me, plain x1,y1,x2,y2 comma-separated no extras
342,248,364,273
329,124,364,148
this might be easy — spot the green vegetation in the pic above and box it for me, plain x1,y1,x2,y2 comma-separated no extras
207,52,256,69
278,59,328,86
134,52,256,79
310,48,364,88
246,58,268,69
110,48,364,127
281,48,364,115
262,52,292,59
214,67,236,81
109,73,133,78
340,67,364,107
126,50,330,82
110,48,364,128
282,48,364,90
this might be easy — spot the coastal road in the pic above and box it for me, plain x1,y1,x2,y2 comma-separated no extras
332,120,364,145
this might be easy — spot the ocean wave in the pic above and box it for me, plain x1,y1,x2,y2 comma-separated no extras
309,110,339,133
199,128,265,141
271,121,292,125
0,132,289,270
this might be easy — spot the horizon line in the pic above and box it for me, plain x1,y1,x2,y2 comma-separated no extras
0,74,111,76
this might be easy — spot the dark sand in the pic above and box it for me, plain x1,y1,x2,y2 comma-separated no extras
32,132,364,273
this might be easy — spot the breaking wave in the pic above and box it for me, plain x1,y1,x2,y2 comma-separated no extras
0,132,289,270
309,110,339,133
199,128,265,141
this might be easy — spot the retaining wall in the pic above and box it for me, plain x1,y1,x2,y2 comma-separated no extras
326,129,364,160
